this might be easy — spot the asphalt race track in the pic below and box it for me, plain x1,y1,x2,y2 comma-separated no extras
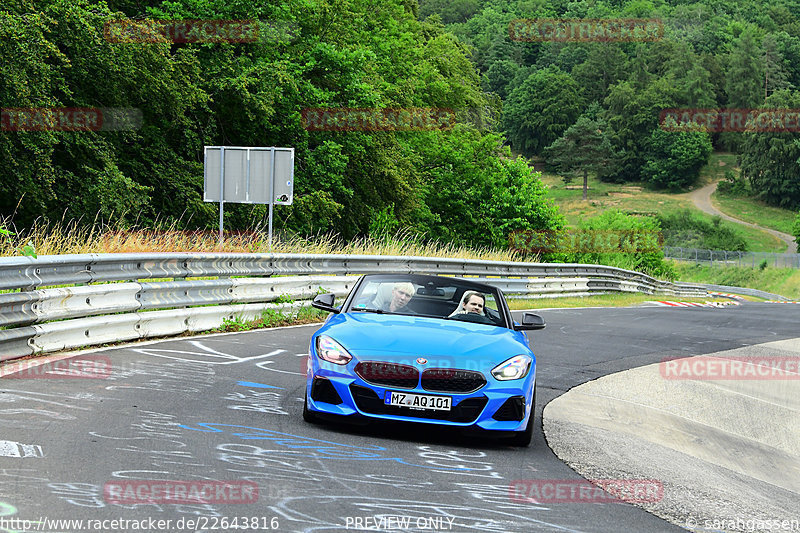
2,302,798,533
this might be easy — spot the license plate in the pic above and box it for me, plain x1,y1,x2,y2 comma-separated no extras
384,391,451,411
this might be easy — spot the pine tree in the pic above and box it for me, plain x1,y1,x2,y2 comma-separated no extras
725,29,765,108
544,113,617,201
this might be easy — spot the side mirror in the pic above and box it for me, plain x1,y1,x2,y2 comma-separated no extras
311,293,339,313
514,312,545,331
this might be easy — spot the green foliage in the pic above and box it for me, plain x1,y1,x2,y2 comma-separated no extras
408,128,564,248
0,223,37,257
543,110,617,199
641,119,713,190
561,210,675,280
717,169,749,196
369,204,401,237
215,305,327,332
2,0,565,247
726,29,765,108
659,210,749,251
503,66,584,156
601,78,680,182
740,90,800,209
793,211,800,245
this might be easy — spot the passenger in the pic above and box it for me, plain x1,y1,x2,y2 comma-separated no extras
379,282,415,313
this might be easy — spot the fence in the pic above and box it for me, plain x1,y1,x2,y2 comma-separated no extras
0,252,712,362
664,247,800,269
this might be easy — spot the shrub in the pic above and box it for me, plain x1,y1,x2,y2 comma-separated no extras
717,170,748,196
558,210,675,280
658,210,749,251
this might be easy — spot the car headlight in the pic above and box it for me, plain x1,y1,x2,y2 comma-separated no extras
316,335,353,365
491,355,532,381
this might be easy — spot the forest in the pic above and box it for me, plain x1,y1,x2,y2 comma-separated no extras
3,0,800,250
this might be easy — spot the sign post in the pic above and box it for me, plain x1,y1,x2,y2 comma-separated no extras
204,146,294,249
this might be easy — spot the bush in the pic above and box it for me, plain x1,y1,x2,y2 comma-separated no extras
641,121,713,190
717,170,749,196
658,210,749,251
556,210,675,280
794,211,800,246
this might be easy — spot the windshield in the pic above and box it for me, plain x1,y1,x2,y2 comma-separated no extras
348,275,506,327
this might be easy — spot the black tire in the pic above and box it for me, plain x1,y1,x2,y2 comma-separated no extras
303,394,319,424
509,389,536,447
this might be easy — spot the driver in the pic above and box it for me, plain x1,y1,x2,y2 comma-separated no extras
449,291,485,316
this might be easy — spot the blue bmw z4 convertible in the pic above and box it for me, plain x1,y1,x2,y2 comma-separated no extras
303,273,546,446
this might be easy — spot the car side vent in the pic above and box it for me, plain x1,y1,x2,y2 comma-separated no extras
311,377,343,405
492,395,526,421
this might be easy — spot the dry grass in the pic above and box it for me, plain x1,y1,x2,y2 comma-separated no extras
0,218,531,262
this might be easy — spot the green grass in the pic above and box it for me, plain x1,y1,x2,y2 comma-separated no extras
713,189,797,236
698,152,738,186
672,262,800,300
539,170,783,252
539,172,687,226
212,305,328,332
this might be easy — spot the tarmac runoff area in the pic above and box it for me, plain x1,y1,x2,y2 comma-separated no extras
543,338,800,533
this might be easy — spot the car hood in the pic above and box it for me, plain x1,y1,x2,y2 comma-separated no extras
317,312,532,367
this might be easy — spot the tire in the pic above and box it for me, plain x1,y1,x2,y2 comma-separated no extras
303,393,319,424
509,389,536,447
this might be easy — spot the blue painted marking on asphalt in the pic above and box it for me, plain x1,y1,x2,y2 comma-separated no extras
178,422,474,471
237,381,283,390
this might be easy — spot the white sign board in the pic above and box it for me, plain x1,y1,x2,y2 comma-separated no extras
203,146,295,246
204,146,294,205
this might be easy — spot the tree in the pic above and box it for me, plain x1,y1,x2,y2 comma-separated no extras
543,112,617,201
762,33,792,101
601,77,680,182
739,90,800,209
726,29,764,108
571,44,629,102
641,117,713,190
681,62,717,107
503,66,584,157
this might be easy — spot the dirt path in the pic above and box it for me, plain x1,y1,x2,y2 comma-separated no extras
688,181,797,253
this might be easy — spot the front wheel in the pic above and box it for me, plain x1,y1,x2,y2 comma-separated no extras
302,393,318,424
509,389,535,447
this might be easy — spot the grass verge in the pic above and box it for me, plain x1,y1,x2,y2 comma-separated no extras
672,262,800,299
0,219,531,262
211,305,328,332
713,189,797,236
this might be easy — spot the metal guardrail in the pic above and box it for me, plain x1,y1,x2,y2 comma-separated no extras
664,246,800,269
674,282,789,301
0,253,711,362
